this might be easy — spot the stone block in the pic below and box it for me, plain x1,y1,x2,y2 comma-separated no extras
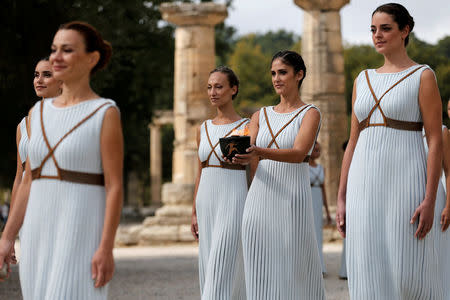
139,225,179,244
115,225,142,246
155,204,192,218
179,225,195,242
161,183,194,205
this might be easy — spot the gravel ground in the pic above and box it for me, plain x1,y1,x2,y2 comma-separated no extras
0,242,349,300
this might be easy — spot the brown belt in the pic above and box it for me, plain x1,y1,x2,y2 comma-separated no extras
201,161,246,171
260,155,310,163
31,168,105,186
359,117,422,132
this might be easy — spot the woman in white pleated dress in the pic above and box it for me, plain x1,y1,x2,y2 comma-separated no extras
0,21,123,299
233,50,325,300
336,3,444,299
5,57,62,266
309,142,331,274
192,66,248,299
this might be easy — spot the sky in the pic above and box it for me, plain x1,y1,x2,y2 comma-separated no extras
218,0,450,45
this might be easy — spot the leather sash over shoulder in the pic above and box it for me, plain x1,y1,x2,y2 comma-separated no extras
359,66,424,132
260,105,311,163
31,100,109,186
201,119,248,171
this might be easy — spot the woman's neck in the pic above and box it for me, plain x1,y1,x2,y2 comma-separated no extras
213,100,241,124
277,91,304,113
56,76,98,106
309,159,318,167
381,48,416,72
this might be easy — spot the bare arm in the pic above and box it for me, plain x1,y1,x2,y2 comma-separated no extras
191,126,202,241
92,107,124,288
234,108,321,164
321,168,331,224
411,69,443,239
336,78,360,237
440,128,450,231
248,111,260,180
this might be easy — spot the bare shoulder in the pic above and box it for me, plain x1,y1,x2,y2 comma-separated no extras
420,68,436,82
304,106,321,122
251,110,260,121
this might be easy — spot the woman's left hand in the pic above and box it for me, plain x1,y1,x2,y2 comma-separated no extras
232,145,258,165
91,247,115,288
410,200,435,240
440,206,450,231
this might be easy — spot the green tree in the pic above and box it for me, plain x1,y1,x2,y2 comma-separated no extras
227,35,275,114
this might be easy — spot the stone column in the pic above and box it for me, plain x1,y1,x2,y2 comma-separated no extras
294,0,349,206
149,124,162,205
137,3,227,244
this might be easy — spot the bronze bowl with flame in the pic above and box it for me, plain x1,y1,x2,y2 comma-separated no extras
219,135,251,161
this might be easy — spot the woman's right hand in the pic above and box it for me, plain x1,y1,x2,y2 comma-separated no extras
0,239,14,281
336,195,346,238
191,211,199,241
441,206,450,231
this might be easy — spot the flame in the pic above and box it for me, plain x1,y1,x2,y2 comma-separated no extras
231,125,249,136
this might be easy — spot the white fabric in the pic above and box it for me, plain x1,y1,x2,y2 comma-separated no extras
18,117,29,165
242,105,325,300
346,65,443,299
309,164,326,273
19,98,116,300
196,119,248,300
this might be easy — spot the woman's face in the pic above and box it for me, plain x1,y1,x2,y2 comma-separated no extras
271,58,303,96
371,12,409,55
33,60,61,98
50,29,99,82
311,142,321,160
207,72,236,107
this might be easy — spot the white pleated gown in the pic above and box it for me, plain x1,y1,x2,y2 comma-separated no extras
423,126,450,300
19,98,116,300
242,105,325,300
309,164,326,273
346,66,443,299
18,117,29,168
196,119,248,300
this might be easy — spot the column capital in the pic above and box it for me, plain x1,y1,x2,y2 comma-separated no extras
294,0,349,11
160,3,227,27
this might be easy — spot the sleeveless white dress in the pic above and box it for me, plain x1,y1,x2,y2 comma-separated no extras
19,98,117,300
309,163,326,273
242,105,325,300
18,117,29,168
346,65,443,299
423,126,450,299
196,119,248,300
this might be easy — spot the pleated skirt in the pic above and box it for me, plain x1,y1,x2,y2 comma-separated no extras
242,160,325,300
196,167,247,300
346,127,443,299
19,180,107,300
311,186,326,273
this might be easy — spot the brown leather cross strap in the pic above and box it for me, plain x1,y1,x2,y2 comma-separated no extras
359,66,424,132
263,105,311,149
201,160,246,170
31,100,109,186
201,119,249,169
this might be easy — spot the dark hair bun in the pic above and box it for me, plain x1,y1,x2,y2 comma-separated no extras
59,21,112,74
